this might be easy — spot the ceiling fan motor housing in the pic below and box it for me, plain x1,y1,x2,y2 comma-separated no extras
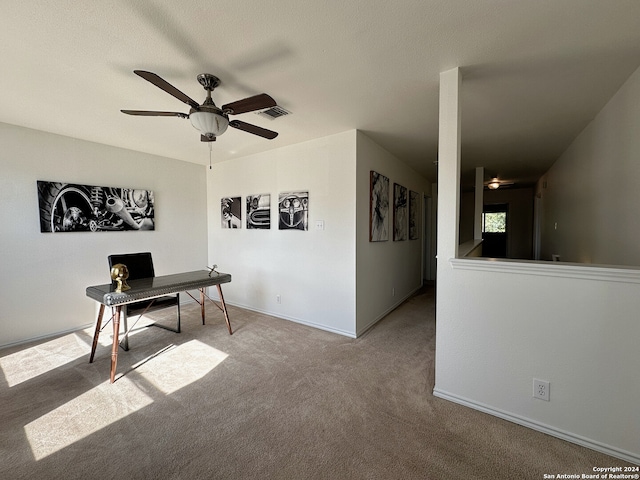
197,73,221,91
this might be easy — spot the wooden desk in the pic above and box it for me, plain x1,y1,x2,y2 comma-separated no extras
86,270,232,383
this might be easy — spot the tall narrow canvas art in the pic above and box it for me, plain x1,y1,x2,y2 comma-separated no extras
409,190,420,240
279,191,308,230
221,197,242,228
369,171,389,242
393,183,407,241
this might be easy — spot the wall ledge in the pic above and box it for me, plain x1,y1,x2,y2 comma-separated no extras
450,257,640,284
458,239,483,257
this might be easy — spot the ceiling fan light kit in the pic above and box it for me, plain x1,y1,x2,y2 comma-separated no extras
121,70,278,142
485,177,515,190
190,73,228,140
189,110,229,138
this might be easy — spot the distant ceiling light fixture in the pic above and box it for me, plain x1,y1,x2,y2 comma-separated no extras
488,178,501,189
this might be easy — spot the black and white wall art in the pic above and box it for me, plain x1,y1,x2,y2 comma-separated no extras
246,194,271,229
221,197,242,228
37,180,155,233
369,170,389,242
279,191,308,230
409,190,420,240
393,183,407,241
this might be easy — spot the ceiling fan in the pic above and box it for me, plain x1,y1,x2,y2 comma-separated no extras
485,177,515,190
121,70,279,142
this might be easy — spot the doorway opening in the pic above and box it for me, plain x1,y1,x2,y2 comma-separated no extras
423,195,434,284
482,203,508,258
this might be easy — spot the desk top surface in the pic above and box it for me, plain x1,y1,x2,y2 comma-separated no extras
86,270,231,306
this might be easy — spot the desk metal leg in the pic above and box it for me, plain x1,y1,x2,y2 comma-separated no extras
121,308,129,351
191,287,233,335
110,306,122,383
216,285,233,335
89,304,105,363
200,288,206,325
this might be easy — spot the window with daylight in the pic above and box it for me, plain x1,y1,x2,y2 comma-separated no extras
482,212,506,233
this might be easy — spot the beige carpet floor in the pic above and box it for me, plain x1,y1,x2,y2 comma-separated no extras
0,288,632,479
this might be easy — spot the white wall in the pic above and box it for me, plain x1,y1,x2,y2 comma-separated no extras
207,129,430,337
435,69,640,463
1,125,429,345
538,65,640,266
207,131,357,336
0,122,208,347
355,132,431,335
436,260,640,463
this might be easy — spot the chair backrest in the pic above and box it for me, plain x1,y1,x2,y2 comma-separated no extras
108,252,155,280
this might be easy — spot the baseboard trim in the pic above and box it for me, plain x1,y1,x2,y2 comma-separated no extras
432,388,640,465
221,300,357,338
356,285,423,337
196,285,425,339
1,297,356,351
1,323,94,351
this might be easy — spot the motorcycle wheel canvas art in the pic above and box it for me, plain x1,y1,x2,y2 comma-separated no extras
37,181,155,233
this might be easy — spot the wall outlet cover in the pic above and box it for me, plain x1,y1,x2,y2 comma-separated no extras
533,378,550,401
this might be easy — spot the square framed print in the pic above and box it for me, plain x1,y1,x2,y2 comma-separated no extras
279,191,308,230
221,197,242,228
246,194,271,229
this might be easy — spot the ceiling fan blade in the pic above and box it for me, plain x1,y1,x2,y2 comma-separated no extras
121,110,188,118
229,120,278,139
201,135,217,142
133,70,200,109
222,93,276,115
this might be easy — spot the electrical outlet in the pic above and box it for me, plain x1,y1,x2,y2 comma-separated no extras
533,379,550,401
276,295,281,304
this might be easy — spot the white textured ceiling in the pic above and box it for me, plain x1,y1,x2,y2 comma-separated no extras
1,0,639,186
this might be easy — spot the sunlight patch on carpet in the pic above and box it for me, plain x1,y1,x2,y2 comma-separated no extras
24,377,154,460
22,340,226,460
133,340,228,394
0,333,87,387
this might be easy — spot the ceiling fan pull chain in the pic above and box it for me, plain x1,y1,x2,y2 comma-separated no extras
209,141,213,169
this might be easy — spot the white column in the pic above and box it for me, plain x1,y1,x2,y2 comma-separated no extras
436,67,462,263
474,166,484,240
435,67,462,394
